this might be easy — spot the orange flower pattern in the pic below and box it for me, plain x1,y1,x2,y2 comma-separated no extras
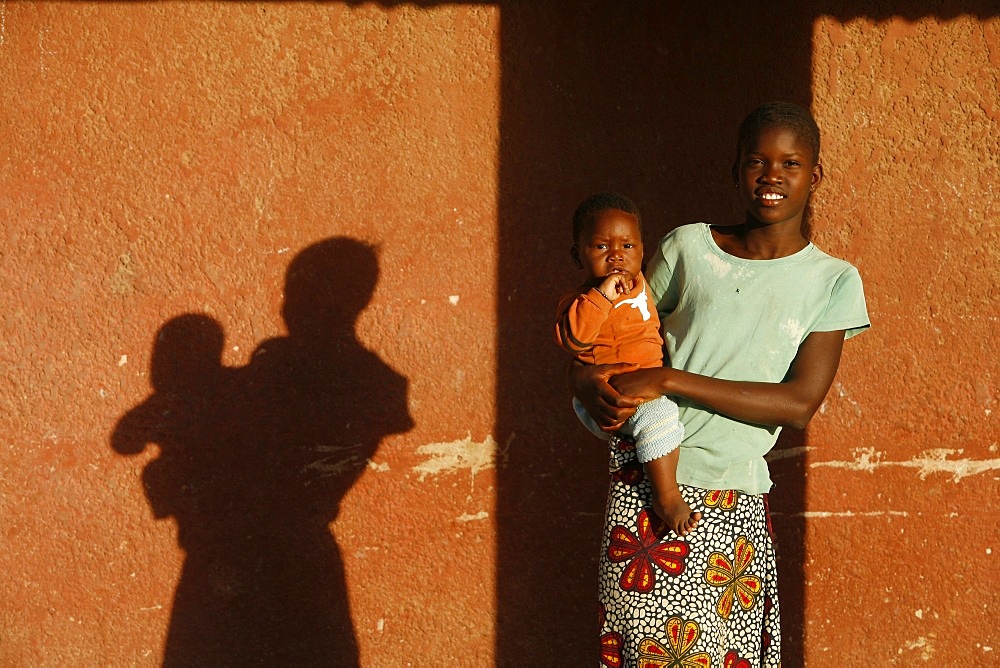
607,509,689,593
637,617,712,668
599,438,780,666
599,601,624,668
724,649,752,668
704,536,763,619
600,631,624,668
704,488,738,511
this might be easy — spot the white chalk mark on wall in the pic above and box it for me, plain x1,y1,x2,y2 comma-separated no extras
457,511,489,522
812,446,1000,482
832,381,863,420
899,636,935,660
796,510,909,518
0,2,7,47
412,432,501,482
38,26,54,77
813,445,883,472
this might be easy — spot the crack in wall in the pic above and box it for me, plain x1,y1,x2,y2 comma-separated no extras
810,446,1000,481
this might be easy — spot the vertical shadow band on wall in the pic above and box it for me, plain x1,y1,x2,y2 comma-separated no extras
494,2,996,664
495,4,816,663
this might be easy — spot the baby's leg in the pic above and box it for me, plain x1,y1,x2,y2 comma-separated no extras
627,396,699,536
644,450,700,536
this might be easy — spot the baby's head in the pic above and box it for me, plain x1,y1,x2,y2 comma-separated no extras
572,192,642,244
736,101,821,166
150,314,225,392
570,192,644,286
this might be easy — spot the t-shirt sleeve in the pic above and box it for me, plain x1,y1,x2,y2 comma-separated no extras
814,266,870,340
645,232,679,317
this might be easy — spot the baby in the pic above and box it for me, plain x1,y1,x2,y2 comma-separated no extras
555,192,698,536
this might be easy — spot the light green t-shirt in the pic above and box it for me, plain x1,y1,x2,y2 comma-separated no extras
645,223,870,493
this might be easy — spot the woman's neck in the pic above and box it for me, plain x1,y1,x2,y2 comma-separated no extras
713,218,808,260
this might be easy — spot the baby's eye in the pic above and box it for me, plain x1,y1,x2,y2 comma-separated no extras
623,243,636,249
595,244,608,250
785,161,801,167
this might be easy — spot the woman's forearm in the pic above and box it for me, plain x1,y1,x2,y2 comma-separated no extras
613,330,846,430
660,369,816,429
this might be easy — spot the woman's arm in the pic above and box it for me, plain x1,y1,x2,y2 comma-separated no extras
610,329,847,430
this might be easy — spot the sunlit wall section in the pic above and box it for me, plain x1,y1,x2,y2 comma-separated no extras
806,14,998,663
0,3,501,664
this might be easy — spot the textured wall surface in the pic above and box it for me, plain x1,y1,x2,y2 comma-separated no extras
806,13,999,662
2,3,500,665
1,2,996,666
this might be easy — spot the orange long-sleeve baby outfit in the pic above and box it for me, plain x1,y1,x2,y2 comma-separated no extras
554,274,663,369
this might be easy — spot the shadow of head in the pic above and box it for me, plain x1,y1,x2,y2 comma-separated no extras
281,237,380,340
112,314,226,458
150,313,226,393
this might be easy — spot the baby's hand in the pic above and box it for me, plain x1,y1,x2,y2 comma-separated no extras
597,273,633,302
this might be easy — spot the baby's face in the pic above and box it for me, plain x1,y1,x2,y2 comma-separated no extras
573,209,643,285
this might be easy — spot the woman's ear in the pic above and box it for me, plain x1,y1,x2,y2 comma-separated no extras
810,163,824,192
570,245,582,269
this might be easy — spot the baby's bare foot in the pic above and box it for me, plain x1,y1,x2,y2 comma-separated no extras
654,493,702,537
677,510,702,536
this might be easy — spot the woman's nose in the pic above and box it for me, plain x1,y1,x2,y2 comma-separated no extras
759,163,782,183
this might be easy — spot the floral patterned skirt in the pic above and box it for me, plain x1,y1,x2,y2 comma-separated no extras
599,437,780,667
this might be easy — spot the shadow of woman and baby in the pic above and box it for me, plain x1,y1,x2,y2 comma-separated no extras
112,237,413,666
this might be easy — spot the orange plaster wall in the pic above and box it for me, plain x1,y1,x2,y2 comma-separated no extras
2,3,500,665
1,3,997,666
803,14,999,662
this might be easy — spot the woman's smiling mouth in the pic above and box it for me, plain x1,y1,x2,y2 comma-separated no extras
757,190,786,206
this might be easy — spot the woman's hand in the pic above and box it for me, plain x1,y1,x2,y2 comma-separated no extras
608,367,670,402
568,362,642,431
